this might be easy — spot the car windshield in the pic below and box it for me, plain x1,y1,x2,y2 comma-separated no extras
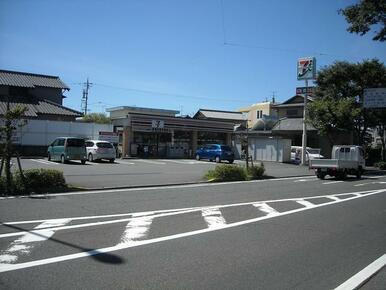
97,142,113,148
221,145,232,151
307,149,321,155
67,138,85,147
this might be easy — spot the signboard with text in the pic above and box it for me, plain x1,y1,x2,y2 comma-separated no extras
363,88,386,108
296,86,315,95
297,57,316,80
98,131,119,143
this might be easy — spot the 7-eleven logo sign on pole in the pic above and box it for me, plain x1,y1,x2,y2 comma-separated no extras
297,57,316,80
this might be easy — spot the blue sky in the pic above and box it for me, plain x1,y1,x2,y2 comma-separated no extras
0,0,385,116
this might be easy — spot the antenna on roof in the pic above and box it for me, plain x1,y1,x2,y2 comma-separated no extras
271,91,276,103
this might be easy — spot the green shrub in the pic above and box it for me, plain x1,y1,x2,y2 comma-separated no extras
246,163,265,180
375,161,386,170
205,164,247,182
14,169,67,194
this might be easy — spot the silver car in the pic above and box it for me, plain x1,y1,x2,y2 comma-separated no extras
85,140,116,162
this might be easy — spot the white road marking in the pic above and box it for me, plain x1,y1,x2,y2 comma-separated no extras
116,160,135,165
0,189,384,273
159,159,200,165
0,219,70,264
253,202,279,216
326,196,341,201
323,181,344,185
201,208,226,228
296,199,316,208
119,214,153,244
133,159,166,165
1,207,199,226
334,253,386,290
294,179,311,183
0,175,317,200
30,159,58,165
354,181,386,187
1,189,380,238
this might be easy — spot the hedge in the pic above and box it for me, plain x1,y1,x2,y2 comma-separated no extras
205,163,265,182
0,169,67,195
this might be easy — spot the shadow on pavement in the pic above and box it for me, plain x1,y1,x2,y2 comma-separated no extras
1,223,125,265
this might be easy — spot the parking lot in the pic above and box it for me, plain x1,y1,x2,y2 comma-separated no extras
15,158,314,189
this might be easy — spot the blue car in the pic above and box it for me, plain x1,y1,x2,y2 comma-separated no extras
195,144,234,163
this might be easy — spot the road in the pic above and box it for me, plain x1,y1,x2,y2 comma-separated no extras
0,174,385,289
19,158,313,189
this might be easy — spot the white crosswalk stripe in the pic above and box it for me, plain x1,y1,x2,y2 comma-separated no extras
0,219,71,264
1,189,385,273
202,208,226,228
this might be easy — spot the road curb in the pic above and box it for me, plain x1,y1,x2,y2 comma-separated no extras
70,174,316,192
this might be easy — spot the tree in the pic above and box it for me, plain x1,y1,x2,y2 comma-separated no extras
308,59,386,148
339,0,386,41
81,113,111,124
0,102,27,195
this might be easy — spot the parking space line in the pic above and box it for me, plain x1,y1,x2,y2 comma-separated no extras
116,160,135,165
159,159,199,165
133,159,166,165
30,159,58,165
323,181,344,185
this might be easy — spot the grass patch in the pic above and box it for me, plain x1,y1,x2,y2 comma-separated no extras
205,163,265,182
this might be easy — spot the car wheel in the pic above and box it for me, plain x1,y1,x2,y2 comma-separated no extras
316,173,325,179
356,167,362,179
109,158,115,163
228,159,234,164
47,153,51,161
215,156,221,163
195,154,200,161
81,160,86,165
61,155,66,164
88,153,94,162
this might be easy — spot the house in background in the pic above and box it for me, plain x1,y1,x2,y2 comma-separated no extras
271,95,353,157
0,69,82,121
0,70,109,156
238,100,278,131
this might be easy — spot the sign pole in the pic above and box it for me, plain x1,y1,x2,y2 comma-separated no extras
301,79,308,165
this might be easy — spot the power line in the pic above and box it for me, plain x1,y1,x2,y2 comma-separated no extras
93,83,251,103
81,78,93,115
218,1,362,60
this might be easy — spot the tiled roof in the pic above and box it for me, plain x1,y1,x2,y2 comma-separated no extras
0,96,82,117
0,70,69,89
195,109,245,121
272,117,315,131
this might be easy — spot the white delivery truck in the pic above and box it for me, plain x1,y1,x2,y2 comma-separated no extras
309,145,365,180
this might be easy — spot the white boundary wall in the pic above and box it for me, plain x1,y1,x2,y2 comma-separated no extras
16,119,113,146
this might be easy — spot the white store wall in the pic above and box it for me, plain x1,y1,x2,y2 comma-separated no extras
17,119,113,146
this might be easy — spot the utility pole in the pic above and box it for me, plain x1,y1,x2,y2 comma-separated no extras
81,78,92,115
301,79,308,165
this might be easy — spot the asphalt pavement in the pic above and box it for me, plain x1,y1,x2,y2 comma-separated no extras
0,173,385,289
18,158,314,189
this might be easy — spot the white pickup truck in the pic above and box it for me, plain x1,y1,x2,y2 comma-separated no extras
309,145,365,179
